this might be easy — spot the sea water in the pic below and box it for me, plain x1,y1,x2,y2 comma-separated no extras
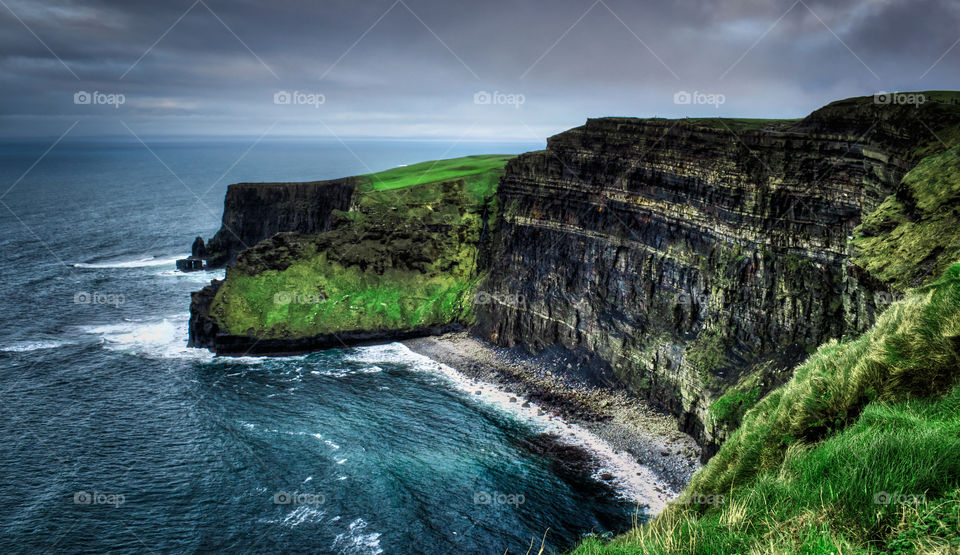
0,138,647,553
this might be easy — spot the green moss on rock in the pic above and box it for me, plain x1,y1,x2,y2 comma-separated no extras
855,146,960,289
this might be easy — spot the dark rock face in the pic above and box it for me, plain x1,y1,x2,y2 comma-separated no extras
176,237,209,272
193,322,464,356
176,258,203,272
473,107,955,455
187,280,223,350
203,178,356,267
188,178,490,354
191,236,206,259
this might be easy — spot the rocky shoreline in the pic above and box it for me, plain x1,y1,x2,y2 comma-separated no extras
402,332,701,495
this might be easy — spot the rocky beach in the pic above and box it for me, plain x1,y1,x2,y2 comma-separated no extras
404,333,701,497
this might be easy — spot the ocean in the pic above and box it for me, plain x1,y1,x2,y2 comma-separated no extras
0,138,644,553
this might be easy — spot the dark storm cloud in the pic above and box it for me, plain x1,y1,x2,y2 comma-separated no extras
0,0,958,138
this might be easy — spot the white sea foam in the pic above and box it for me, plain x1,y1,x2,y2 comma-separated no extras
344,343,425,366
78,314,300,364
310,365,384,378
0,340,73,352
73,255,184,269
353,342,677,513
332,518,383,554
79,315,215,360
279,505,326,528
155,268,226,282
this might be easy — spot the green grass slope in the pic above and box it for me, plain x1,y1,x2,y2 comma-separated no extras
359,154,513,201
574,262,960,554
208,155,512,339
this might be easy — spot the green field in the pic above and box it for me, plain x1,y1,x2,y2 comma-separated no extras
211,250,475,337
359,154,514,203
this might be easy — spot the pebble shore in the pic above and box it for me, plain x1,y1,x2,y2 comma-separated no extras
402,332,701,504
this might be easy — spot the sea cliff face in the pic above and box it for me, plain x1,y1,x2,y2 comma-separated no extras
188,94,960,458
204,179,356,267
473,100,960,454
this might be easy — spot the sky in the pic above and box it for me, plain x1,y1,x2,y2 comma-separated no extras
1,0,958,140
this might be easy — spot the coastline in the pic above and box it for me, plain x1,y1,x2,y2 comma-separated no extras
402,332,701,513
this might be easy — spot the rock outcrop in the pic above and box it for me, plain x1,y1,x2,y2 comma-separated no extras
189,276,462,355
188,173,504,353
203,178,356,267
176,237,208,272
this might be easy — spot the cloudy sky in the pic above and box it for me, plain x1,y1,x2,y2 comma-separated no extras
1,0,958,140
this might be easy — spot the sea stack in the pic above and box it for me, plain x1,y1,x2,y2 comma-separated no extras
175,237,206,272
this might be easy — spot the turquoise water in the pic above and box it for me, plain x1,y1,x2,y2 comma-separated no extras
0,138,643,553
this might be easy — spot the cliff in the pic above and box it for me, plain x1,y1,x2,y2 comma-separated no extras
473,96,960,454
188,156,513,353
188,93,960,459
204,178,357,267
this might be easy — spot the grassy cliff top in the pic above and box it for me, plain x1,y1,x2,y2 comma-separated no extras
677,118,799,132
358,154,514,203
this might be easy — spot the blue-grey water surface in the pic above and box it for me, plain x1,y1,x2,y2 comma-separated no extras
0,138,640,553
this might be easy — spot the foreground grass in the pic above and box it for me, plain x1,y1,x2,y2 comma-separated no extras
574,263,960,554
210,156,512,338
